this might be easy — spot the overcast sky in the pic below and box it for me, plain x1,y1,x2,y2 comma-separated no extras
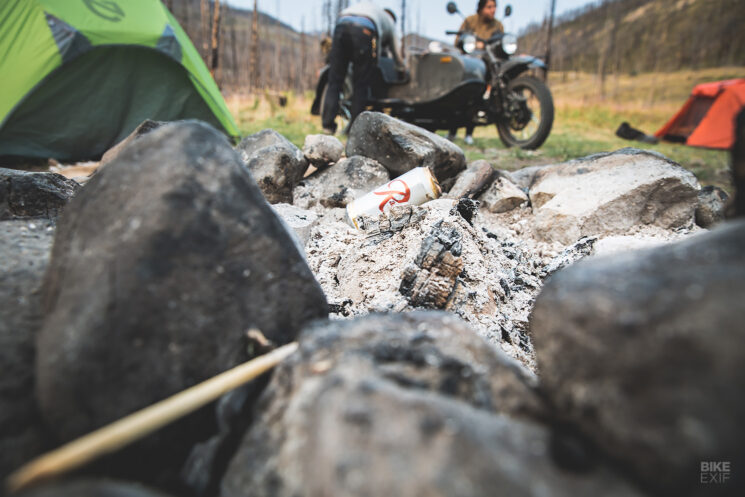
227,0,596,40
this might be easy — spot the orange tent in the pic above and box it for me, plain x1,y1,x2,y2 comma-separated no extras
655,79,745,150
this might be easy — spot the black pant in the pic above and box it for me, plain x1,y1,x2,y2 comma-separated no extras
450,124,475,137
322,22,377,132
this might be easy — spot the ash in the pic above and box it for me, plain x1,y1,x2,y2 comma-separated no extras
303,198,697,372
306,200,542,369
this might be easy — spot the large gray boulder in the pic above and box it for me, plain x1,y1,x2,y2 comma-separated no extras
1,167,80,220
237,129,307,204
99,120,166,168
530,220,745,496
16,479,173,497
346,112,466,185
529,149,699,244
221,312,642,497
0,220,54,480
292,155,389,210
36,121,327,484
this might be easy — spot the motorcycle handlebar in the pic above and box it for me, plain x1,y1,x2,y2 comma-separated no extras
446,30,488,43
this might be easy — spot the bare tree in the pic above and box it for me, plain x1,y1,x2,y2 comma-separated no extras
250,0,260,90
200,0,210,58
597,0,620,97
210,0,222,80
322,0,332,35
544,0,556,80
300,16,307,89
183,0,190,31
274,0,281,90
228,4,239,86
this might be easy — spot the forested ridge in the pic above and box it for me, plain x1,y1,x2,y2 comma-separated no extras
519,0,745,75
166,0,327,92
164,0,744,93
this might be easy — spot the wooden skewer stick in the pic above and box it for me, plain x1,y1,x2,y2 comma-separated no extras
6,341,299,494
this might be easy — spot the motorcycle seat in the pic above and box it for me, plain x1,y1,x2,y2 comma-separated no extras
375,97,407,106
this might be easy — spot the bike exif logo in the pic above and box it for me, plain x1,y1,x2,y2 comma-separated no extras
82,0,125,22
700,461,730,484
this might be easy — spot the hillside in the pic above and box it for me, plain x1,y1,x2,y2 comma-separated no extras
519,0,745,75
167,0,324,92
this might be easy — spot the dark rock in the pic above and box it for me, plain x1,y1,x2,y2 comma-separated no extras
452,197,479,225
16,479,173,497
99,120,166,168
220,312,642,497
302,134,344,169
0,167,80,220
0,220,54,480
254,311,545,429
237,129,307,204
345,112,466,184
531,220,745,496
695,185,728,228
400,221,464,309
293,155,389,210
447,160,497,199
36,121,327,486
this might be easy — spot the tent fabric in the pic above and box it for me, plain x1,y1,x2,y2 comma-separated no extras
0,0,239,161
655,79,745,150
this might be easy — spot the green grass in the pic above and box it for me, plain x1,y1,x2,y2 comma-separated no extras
458,104,732,188
228,91,319,148
228,68,741,192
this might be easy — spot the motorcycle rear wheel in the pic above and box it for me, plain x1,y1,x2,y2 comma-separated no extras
496,76,554,150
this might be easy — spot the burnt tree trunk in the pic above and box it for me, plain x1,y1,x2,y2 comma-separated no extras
250,0,260,90
200,0,210,59
230,9,239,88
210,0,222,80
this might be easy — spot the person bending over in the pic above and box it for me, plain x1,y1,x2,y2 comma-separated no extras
322,2,405,135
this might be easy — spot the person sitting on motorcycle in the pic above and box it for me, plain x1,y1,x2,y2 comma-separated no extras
322,2,406,135
448,0,504,145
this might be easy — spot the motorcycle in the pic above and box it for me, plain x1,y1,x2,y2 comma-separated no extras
311,1,554,149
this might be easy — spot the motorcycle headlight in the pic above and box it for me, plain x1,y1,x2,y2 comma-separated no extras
462,34,477,54
502,33,518,55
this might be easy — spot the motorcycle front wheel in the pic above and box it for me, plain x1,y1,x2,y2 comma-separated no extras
496,76,554,150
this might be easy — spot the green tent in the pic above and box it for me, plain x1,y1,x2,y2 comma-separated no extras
0,0,239,161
